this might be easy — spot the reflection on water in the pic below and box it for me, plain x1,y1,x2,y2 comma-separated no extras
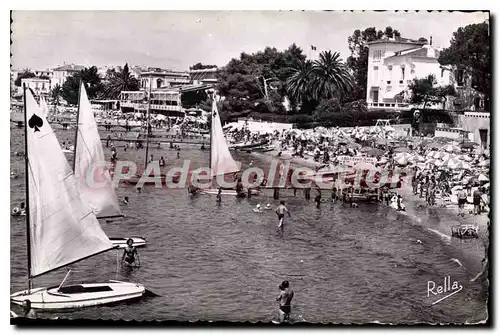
10,127,487,323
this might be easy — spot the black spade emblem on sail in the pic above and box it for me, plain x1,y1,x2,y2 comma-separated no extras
28,113,43,132
213,111,217,118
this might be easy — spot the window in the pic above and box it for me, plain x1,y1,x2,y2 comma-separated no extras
373,66,379,83
400,66,405,84
373,50,382,61
156,78,162,88
441,68,445,78
456,69,464,86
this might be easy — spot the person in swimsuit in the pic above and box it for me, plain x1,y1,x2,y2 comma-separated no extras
275,201,291,233
276,281,294,323
122,239,139,267
216,187,222,203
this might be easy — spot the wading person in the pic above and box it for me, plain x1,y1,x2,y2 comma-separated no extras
314,188,322,208
276,201,291,234
276,281,294,323
216,187,222,203
122,238,139,267
22,300,37,319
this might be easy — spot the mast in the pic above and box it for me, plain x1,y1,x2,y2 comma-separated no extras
23,84,32,292
209,93,213,174
72,80,83,172
144,77,152,170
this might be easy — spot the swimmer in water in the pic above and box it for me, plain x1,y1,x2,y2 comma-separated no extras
275,201,291,234
136,187,142,193
122,238,139,267
122,196,129,205
276,280,294,323
265,203,272,210
253,204,262,212
177,152,180,159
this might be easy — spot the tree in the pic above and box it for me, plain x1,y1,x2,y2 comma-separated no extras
312,51,354,101
285,59,315,106
190,62,217,70
438,22,490,111
104,63,140,99
346,26,401,101
217,44,307,119
51,84,62,106
14,70,36,86
408,74,456,110
61,66,104,105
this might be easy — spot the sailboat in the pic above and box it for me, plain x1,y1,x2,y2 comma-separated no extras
10,86,146,309
73,82,146,248
200,93,259,196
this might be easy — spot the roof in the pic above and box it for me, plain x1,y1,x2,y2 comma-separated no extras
367,37,426,46
189,68,218,73
53,64,85,72
385,45,439,60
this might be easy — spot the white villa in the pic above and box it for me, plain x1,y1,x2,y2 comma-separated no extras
366,37,453,110
52,63,86,88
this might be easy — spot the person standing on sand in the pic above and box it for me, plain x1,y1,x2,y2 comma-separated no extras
473,188,482,215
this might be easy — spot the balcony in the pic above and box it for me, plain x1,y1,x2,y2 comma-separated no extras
120,101,181,112
367,102,411,110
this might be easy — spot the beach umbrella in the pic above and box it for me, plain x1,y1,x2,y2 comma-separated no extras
433,136,455,143
353,162,378,171
408,154,425,163
426,158,443,167
393,146,410,153
461,141,479,149
394,152,412,165
478,173,489,182
443,157,460,168
455,155,472,162
360,146,373,153
478,160,490,167
452,161,471,170
441,144,461,153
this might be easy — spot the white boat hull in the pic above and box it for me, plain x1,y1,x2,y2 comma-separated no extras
109,237,147,248
200,189,261,196
10,281,145,310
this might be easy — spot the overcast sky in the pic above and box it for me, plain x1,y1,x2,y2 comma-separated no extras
11,11,488,71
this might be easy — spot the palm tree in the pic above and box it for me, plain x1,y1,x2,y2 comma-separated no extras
285,59,315,105
312,51,354,101
51,84,62,105
105,63,140,99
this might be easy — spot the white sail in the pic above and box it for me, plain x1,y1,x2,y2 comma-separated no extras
39,96,49,118
74,83,122,218
25,88,113,277
210,99,240,176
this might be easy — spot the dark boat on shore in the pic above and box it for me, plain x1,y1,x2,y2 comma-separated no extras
451,224,479,239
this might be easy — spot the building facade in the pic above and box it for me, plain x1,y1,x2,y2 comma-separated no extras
139,71,191,89
366,37,455,110
21,78,51,95
52,64,85,88
461,112,490,150
120,88,183,117
189,68,218,85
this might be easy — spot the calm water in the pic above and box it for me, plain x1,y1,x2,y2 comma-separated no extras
10,125,488,323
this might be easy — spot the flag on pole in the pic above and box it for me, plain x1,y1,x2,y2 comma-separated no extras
311,45,317,51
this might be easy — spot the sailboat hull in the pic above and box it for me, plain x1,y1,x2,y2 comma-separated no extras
10,281,145,310
200,188,261,196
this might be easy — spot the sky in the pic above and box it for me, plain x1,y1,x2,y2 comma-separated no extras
11,10,489,71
